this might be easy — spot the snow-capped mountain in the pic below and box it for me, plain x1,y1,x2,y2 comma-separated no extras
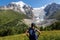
8,1,46,22
0,1,46,20
7,1,32,17
1,1,59,26
10,1,27,12
0,1,33,18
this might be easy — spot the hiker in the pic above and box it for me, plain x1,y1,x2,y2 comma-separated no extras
26,23,41,40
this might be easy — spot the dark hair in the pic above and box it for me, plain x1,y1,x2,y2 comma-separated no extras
31,23,35,27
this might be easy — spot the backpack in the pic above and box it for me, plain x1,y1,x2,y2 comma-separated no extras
28,28,36,36
28,27,39,39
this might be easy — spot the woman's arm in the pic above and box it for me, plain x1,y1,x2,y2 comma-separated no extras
36,29,41,37
37,29,41,34
25,30,29,37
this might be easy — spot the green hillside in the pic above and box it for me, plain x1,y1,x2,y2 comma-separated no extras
0,10,28,36
0,10,28,25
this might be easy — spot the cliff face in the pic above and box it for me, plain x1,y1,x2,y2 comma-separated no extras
44,3,60,19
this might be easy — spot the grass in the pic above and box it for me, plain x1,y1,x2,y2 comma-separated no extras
0,10,28,25
38,30,60,40
0,30,60,40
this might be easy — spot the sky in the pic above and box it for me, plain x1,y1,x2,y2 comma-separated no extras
0,0,60,8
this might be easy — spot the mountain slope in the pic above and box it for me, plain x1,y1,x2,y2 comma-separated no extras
44,3,60,19
0,10,28,36
0,10,28,25
49,10,60,20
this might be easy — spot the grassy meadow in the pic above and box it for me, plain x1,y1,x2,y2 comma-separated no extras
0,10,60,40
0,30,60,40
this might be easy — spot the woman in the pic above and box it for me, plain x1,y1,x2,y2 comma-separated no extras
26,23,41,40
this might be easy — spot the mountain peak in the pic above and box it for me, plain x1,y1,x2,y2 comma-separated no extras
51,3,56,4
16,1,25,5
11,1,26,6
